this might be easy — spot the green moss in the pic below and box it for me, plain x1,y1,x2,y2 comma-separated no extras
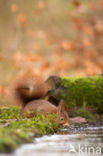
61,75,103,112
0,107,59,153
0,107,20,120
0,128,33,153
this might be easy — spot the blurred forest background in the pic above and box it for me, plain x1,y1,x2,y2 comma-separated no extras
0,0,103,105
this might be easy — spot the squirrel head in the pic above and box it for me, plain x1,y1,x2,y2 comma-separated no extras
53,100,69,127
57,100,69,127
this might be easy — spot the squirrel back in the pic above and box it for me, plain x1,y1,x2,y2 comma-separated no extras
11,70,47,108
20,99,69,127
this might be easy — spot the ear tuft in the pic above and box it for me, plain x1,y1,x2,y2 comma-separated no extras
58,100,68,114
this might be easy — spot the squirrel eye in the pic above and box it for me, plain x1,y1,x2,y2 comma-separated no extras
60,117,64,121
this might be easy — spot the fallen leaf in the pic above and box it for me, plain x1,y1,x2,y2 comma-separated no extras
18,13,27,26
70,116,87,123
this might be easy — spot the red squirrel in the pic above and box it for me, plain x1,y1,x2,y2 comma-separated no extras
11,70,69,127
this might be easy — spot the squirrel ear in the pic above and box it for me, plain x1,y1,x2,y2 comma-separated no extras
58,100,68,114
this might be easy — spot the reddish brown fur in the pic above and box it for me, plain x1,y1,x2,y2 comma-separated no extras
12,70,47,107
20,99,69,126
11,71,69,126
20,99,58,117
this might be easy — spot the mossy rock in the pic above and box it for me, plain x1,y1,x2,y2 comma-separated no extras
60,75,103,112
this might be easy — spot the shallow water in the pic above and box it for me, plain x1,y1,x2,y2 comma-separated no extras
1,125,103,156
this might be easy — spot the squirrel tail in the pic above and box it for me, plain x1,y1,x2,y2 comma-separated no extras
11,69,47,108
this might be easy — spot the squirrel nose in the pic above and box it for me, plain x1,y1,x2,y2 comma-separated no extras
63,121,69,127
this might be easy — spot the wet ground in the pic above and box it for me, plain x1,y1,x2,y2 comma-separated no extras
1,124,103,156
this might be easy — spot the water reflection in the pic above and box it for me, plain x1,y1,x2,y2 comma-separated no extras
14,126,103,156
0,126,103,156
